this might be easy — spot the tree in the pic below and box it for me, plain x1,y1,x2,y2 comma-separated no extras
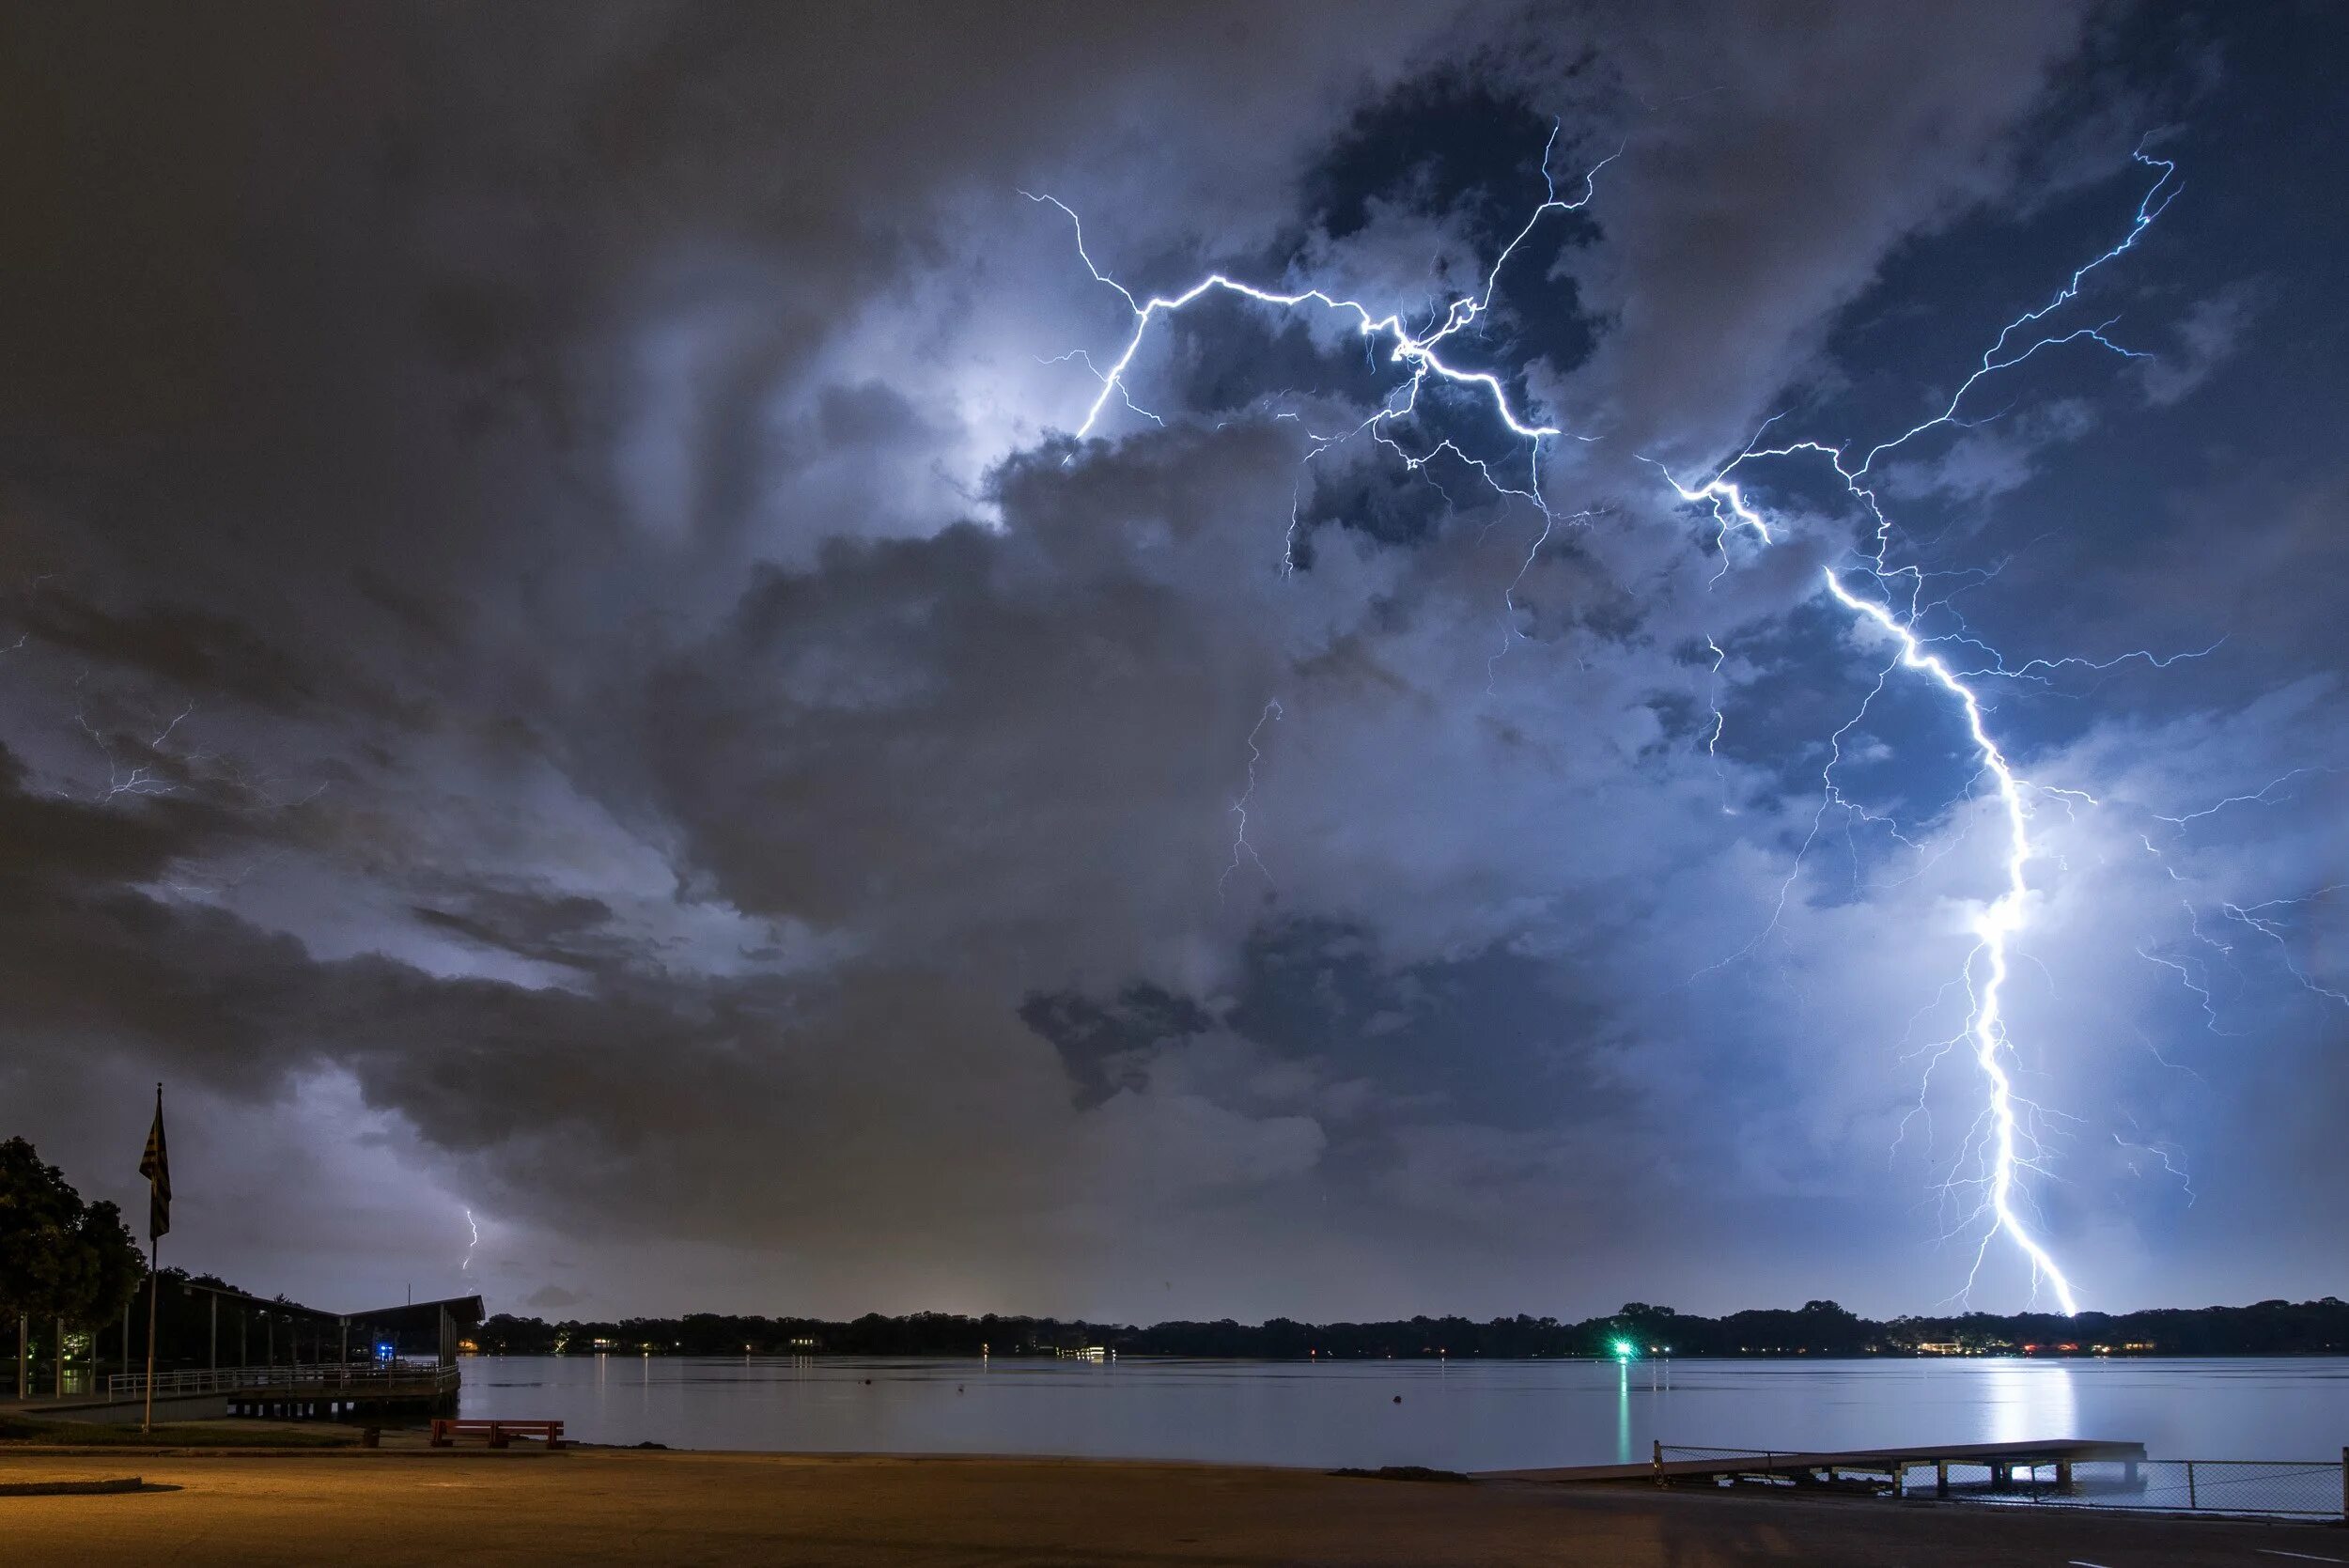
0,1138,146,1390
64,1200,144,1327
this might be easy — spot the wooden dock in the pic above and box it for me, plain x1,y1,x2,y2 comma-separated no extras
14,1363,460,1426
1486,1437,2150,1498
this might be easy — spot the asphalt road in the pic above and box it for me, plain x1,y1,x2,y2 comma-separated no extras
1,1449,2342,1566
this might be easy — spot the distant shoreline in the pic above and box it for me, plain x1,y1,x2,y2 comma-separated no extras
466,1297,2349,1360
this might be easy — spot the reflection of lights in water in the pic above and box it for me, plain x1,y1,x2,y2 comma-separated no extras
1616,1358,1631,1466
1980,1358,2077,1448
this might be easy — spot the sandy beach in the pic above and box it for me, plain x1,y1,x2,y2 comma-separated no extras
1,1446,2339,1566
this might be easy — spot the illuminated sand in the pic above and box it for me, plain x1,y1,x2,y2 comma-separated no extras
0,1447,2333,1565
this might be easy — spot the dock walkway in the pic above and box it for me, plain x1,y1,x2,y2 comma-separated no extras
1487,1436,2149,1498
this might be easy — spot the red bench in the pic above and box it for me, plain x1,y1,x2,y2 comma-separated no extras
429,1418,566,1450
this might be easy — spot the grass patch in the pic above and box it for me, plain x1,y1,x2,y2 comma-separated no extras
1329,1466,1471,1484
0,1416,358,1448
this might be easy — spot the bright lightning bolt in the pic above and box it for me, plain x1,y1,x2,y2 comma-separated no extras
461,1207,480,1272
1820,571,2079,1314
1027,129,1614,455
1661,147,2182,1313
1032,124,2209,1313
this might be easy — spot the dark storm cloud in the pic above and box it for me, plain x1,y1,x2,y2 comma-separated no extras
14,594,325,716
3,1,2343,1320
0,744,228,886
407,890,619,967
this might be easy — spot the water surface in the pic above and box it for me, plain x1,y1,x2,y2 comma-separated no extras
459,1354,2348,1470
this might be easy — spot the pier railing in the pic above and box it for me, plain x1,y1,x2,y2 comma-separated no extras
1936,1456,2342,1520
106,1363,459,1400
1654,1443,2345,1521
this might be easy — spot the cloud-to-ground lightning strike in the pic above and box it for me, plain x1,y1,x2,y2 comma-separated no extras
1034,128,2193,1312
461,1207,480,1272
1821,572,2081,1314
1666,144,2185,1313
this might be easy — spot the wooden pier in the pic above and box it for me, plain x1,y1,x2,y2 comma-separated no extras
1487,1436,2150,1498
13,1362,459,1426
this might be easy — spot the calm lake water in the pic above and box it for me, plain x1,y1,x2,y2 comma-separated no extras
459,1355,2349,1470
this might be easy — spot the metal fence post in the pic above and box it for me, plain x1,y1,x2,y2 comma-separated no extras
2186,1460,2196,1510
2340,1447,2345,1522
1652,1439,1663,1487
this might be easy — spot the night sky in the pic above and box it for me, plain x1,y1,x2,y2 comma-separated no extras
3,3,2342,1324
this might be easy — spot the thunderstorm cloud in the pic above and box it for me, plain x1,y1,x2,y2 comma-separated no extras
1,1,2342,1319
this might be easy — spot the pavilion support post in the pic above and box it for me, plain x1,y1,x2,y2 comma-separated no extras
53,1316,63,1399
1935,1461,1949,1498
15,1313,25,1399
209,1296,217,1373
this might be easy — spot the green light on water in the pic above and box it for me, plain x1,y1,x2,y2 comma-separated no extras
1610,1339,1635,1359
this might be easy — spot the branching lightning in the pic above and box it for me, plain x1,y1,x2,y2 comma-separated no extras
1031,126,2222,1312
1221,698,1283,900
1026,129,1613,453
1651,147,2188,1312
462,1207,480,1272
2219,885,2349,1010
75,692,198,802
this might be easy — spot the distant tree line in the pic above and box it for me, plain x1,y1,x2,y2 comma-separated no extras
468,1296,2349,1359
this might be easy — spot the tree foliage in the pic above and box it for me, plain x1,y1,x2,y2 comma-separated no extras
0,1138,145,1327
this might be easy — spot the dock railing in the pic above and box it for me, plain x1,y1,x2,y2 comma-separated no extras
106,1363,459,1400
1653,1442,2345,1521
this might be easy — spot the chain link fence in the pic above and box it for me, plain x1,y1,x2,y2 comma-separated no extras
1653,1445,2344,1520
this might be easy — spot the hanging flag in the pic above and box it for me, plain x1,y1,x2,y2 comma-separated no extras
137,1085,170,1241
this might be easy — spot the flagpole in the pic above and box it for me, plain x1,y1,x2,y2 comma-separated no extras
142,1083,160,1435
142,1232,157,1433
